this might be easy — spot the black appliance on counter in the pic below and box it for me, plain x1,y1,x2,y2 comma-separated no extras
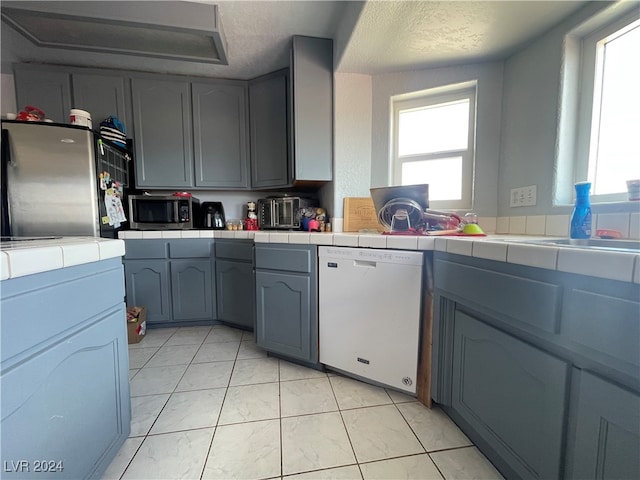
201,202,225,229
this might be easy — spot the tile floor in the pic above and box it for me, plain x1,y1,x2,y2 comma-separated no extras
102,325,504,480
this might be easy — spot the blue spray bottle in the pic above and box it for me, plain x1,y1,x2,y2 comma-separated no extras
570,182,592,239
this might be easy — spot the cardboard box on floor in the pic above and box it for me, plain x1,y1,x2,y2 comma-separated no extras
126,306,147,344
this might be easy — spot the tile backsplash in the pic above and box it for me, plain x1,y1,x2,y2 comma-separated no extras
493,212,640,239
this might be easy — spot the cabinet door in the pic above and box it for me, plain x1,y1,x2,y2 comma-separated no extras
14,66,71,123
170,259,215,321
131,78,193,188
216,260,254,329
124,260,172,323
452,311,568,480
192,82,249,188
566,371,640,480
1,307,130,480
72,72,130,130
249,70,289,188
291,36,333,182
255,270,311,361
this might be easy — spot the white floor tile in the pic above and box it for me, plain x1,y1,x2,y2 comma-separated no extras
218,382,280,425
360,454,443,480
341,405,424,463
241,330,256,342
237,339,268,359
280,360,328,382
329,375,393,410
397,402,472,452
430,446,504,480
230,357,280,386
122,428,214,480
203,419,281,480
281,377,338,417
130,328,176,349
145,344,199,367
150,388,226,434
129,394,170,437
205,325,244,343
193,341,240,363
128,347,160,369
175,361,234,392
385,389,417,404
281,412,356,475
100,437,144,480
284,465,362,480
130,365,188,397
164,326,212,346
129,369,139,380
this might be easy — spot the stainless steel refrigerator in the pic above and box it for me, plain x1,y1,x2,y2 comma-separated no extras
1,120,131,238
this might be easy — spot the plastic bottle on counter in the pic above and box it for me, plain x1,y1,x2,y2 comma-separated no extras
570,181,592,240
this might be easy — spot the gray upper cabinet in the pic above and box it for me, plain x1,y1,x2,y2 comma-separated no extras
131,77,193,188
72,72,130,130
290,36,333,182
192,81,250,188
14,65,71,123
249,69,289,188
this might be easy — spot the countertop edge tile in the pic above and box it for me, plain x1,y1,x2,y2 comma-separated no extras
557,248,635,282
0,252,10,280
506,243,558,270
333,234,360,247
98,239,126,260
446,238,474,256
634,255,640,284
5,246,64,278
472,240,508,262
61,243,101,268
386,236,419,250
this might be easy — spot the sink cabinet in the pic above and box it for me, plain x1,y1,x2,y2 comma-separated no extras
123,239,216,326
215,239,255,329
432,252,640,480
255,243,319,365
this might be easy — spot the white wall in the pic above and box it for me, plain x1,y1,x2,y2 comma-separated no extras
497,2,631,216
1,73,16,115
370,62,504,216
328,72,373,226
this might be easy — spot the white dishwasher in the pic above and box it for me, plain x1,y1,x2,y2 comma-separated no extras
318,246,423,394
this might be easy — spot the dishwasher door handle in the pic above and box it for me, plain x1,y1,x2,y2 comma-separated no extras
354,260,377,268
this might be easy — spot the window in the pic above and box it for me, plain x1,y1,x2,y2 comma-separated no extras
557,7,640,204
391,83,476,210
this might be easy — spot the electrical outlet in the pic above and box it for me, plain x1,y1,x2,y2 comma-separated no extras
510,185,537,207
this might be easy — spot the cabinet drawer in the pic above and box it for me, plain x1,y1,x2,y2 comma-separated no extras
215,240,253,262
435,258,561,334
124,240,168,259
169,239,214,258
255,244,315,273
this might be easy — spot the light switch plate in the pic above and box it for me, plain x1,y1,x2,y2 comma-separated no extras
510,185,537,207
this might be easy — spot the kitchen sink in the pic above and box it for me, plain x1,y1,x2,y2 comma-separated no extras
506,237,640,253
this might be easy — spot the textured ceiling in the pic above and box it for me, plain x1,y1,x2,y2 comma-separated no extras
1,0,589,79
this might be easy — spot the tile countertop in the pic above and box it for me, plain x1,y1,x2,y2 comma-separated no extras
0,237,125,280
117,230,640,284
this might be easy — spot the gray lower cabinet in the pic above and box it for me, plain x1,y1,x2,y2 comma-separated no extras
566,371,640,480
131,77,193,188
255,244,318,364
432,252,640,480
123,239,216,325
124,259,172,323
249,69,289,188
14,65,71,123
1,257,130,479
215,239,255,329
452,311,568,480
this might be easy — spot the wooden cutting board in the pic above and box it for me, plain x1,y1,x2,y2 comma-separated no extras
343,197,384,232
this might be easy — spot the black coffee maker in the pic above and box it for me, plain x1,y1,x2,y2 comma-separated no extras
201,202,225,229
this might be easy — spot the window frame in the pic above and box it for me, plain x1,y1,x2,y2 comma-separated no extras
555,6,640,206
390,83,477,210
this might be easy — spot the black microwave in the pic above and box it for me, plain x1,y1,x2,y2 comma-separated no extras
128,195,200,230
